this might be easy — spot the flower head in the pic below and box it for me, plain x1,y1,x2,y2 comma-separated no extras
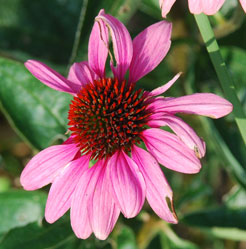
20,9,232,240
159,0,246,17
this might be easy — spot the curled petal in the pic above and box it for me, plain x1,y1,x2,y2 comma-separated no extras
96,9,133,82
239,0,246,12
88,164,120,240
142,128,201,174
88,19,108,78
108,150,146,218
188,0,225,15
132,146,177,223
149,93,233,119
20,140,80,190
148,115,206,158
25,60,80,94
70,160,104,239
159,0,176,17
129,21,172,83
148,73,181,97
68,62,98,87
45,155,90,223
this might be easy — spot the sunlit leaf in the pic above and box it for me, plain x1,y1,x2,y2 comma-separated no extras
0,190,46,234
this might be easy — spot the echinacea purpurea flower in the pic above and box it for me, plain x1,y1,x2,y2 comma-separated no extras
20,9,233,240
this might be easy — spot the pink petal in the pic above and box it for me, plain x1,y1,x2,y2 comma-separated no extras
70,160,104,239
88,163,120,240
239,0,246,12
132,146,178,223
148,73,181,97
96,9,133,82
149,93,233,119
188,0,225,15
88,19,108,78
148,115,206,158
142,128,201,174
45,155,90,223
108,150,146,218
20,141,80,190
68,62,98,86
159,0,176,17
129,21,171,83
25,60,80,94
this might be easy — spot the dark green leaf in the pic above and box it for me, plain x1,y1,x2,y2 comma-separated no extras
0,0,83,64
116,226,137,249
0,190,46,234
0,220,75,249
181,206,246,230
140,0,162,19
0,57,72,150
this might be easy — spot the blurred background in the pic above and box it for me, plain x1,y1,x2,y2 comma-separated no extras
0,0,246,248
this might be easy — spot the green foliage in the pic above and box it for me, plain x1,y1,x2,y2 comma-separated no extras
0,57,71,150
0,190,46,234
116,226,138,249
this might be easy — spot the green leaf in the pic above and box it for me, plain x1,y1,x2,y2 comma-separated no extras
140,0,162,19
203,227,246,241
0,57,72,150
0,218,116,249
224,186,246,209
159,230,199,249
0,0,83,64
181,206,246,230
221,46,246,94
116,226,137,249
194,14,246,147
0,190,46,234
0,220,75,249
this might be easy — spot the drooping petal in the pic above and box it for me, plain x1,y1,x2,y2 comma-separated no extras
239,0,246,12
20,141,80,190
188,0,225,15
25,60,80,94
108,150,146,218
148,73,181,97
159,0,176,17
142,128,201,174
149,93,233,119
70,160,104,239
45,155,90,223
187,0,202,14
96,9,133,82
88,19,108,78
129,21,172,83
88,163,120,240
148,115,206,158
132,146,178,223
68,62,98,86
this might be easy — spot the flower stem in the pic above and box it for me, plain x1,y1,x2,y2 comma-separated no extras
194,13,246,146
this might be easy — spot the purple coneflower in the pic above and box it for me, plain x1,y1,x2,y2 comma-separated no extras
159,0,246,17
20,9,232,240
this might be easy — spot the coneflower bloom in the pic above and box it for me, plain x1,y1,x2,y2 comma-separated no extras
20,9,232,240
240,0,246,12
159,0,225,17
159,0,246,17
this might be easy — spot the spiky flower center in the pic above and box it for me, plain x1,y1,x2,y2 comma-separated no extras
68,78,150,160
